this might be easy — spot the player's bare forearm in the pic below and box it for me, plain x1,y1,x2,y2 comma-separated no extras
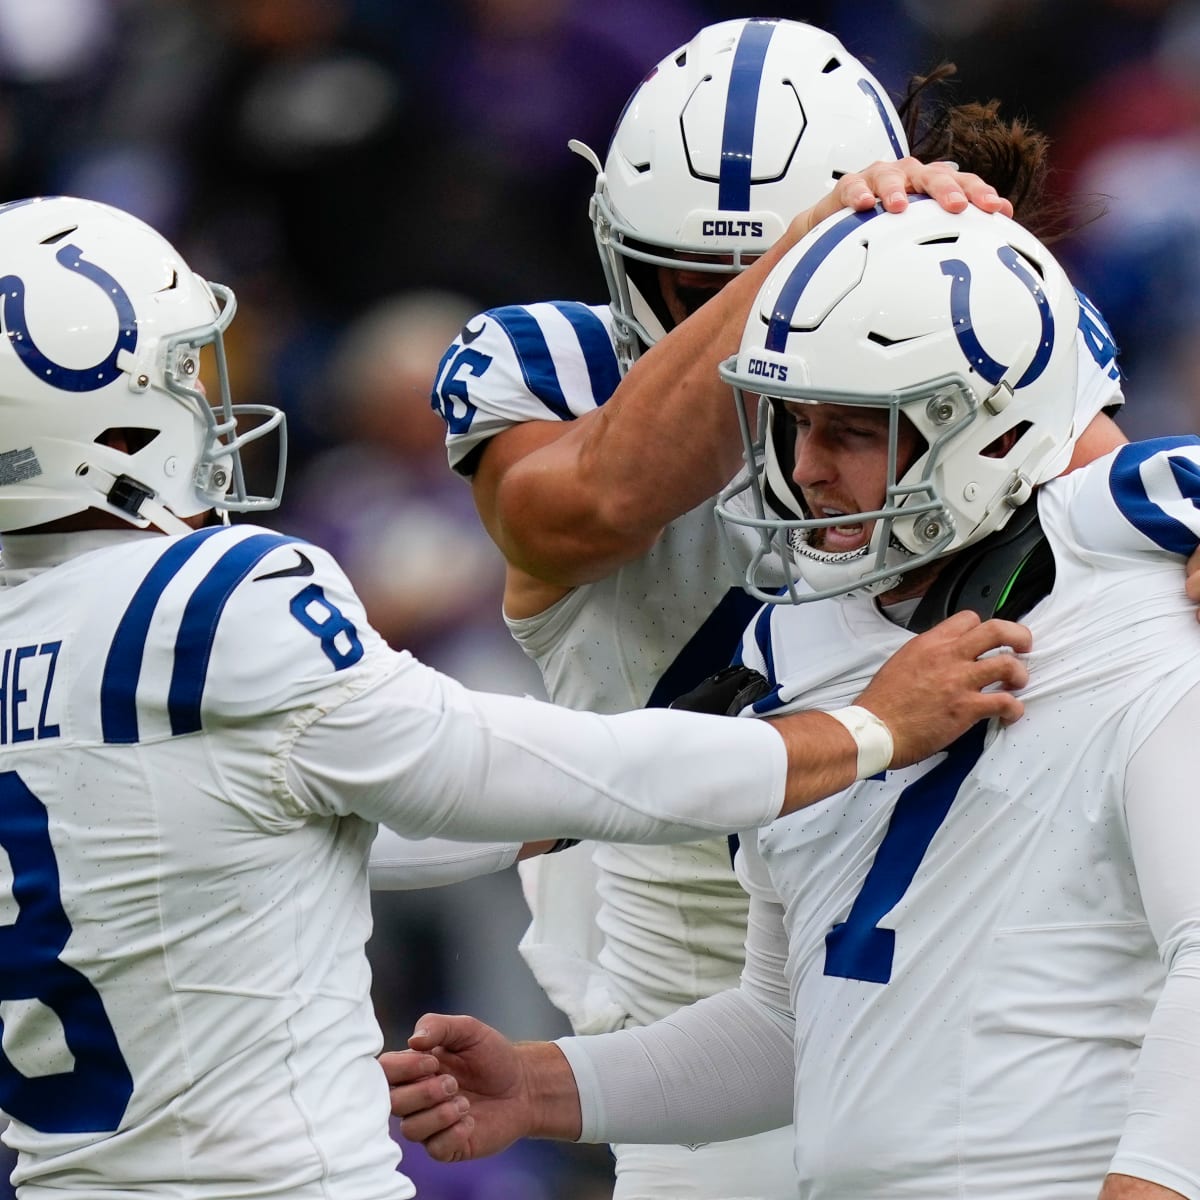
768,612,1031,816
478,163,1011,587
1099,1174,1188,1200
384,1015,580,1163
562,163,1011,544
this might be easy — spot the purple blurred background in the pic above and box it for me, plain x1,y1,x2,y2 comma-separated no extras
2,2,1198,1195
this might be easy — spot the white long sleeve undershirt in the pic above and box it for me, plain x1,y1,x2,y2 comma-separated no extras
559,685,1200,1194
367,826,522,890
285,654,788,850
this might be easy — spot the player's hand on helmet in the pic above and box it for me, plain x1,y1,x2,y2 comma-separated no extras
855,610,1031,768
383,1014,577,1162
793,157,1013,242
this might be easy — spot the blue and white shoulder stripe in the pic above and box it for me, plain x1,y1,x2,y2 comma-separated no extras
432,301,620,473
98,526,384,744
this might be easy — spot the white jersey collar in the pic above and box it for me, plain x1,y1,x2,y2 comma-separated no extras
0,527,164,582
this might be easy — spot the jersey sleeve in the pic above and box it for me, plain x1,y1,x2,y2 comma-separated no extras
1061,436,1200,559
429,301,620,475
558,982,795,1146
281,658,789,843
367,826,521,890
1108,679,1200,1196
199,532,394,722
172,529,398,832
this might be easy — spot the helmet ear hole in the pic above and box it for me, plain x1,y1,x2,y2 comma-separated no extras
94,427,160,454
981,420,1031,460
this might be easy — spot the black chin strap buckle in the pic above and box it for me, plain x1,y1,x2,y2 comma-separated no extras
106,474,155,519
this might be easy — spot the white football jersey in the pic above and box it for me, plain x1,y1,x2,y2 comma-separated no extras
431,295,1128,1029
0,524,792,1200
733,436,1200,1198
0,526,409,1200
431,292,1128,1197
434,301,766,1032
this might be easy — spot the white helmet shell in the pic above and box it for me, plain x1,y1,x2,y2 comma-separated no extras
0,196,285,534
717,198,1081,603
582,18,909,372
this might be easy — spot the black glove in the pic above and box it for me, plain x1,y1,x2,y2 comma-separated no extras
669,664,772,717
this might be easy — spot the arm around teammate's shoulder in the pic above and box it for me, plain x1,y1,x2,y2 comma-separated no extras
769,612,1031,814
468,163,1014,594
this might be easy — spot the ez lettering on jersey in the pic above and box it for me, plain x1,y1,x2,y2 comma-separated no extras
0,640,62,745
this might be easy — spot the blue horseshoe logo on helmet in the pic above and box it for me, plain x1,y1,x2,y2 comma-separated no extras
0,244,137,392
940,246,1054,388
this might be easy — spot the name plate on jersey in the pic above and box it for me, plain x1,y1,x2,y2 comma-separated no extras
0,640,62,744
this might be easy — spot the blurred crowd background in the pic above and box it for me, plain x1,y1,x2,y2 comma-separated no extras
1,0,1198,1196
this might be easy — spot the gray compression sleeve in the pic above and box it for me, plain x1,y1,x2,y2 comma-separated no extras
557,987,794,1146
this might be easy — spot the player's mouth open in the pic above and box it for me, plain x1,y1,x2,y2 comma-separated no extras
815,507,868,551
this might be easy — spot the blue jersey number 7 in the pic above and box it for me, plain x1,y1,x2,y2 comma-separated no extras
824,722,988,984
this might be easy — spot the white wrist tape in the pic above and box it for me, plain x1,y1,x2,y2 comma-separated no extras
826,706,894,780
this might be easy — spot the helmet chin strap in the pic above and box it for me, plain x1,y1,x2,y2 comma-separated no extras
906,498,1054,633
86,463,198,537
788,527,907,599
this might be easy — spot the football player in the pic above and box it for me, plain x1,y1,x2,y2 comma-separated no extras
0,195,1029,1200
390,199,1200,1200
428,17,1130,1198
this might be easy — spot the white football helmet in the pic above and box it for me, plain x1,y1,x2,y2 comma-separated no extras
574,17,910,373
0,196,285,535
717,198,1081,603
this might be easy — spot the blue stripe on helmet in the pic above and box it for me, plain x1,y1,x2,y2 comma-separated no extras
719,19,778,211
765,207,884,352
764,197,937,353
856,78,906,159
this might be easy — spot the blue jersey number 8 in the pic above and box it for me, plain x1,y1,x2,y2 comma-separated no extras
290,584,364,670
0,770,133,1132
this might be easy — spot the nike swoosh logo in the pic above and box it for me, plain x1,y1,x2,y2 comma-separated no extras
255,549,315,581
460,320,486,345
